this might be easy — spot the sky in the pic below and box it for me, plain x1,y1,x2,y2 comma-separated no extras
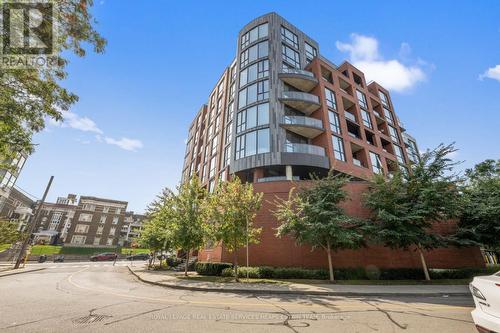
16,0,500,213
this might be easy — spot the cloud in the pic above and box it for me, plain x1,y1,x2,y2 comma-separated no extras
51,111,103,134
479,65,500,81
104,137,143,152
336,34,427,92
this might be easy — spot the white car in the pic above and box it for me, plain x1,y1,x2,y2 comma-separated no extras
470,271,500,333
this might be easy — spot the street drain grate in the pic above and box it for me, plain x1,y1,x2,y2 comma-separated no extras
73,314,112,324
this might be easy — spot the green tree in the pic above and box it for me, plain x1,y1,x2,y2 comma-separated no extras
1,0,106,165
364,144,461,280
0,220,25,244
273,173,369,282
205,177,263,281
453,159,500,253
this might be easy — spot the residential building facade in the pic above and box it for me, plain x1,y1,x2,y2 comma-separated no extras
0,152,28,213
119,212,146,247
181,13,484,269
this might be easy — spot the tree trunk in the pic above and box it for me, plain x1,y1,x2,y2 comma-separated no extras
233,249,239,282
184,251,189,277
417,245,431,281
326,242,335,282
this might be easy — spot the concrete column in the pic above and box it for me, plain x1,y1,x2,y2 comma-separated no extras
286,165,293,180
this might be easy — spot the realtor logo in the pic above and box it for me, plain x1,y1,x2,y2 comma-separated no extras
1,0,57,68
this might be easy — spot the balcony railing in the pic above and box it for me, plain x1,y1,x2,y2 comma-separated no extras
282,115,323,129
344,112,357,123
281,91,320,104
284,143,325,156
257,176,300,183
280,68,316,78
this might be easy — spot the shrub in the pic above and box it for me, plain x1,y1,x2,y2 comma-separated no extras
195,262,233,276
379,268,425,280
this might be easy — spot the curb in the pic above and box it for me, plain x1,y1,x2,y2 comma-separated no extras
127,267,471,297
0,267,46,278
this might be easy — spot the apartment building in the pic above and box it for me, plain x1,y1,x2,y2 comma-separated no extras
34,194,78,244
119,212,146,247
181,13,484,269
0,187,34,231
0,152,27,213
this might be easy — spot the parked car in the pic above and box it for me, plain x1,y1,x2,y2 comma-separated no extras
470,271,500,333
126,253,150,261
90,253,117,262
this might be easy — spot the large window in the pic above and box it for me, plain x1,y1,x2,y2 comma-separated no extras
328,111,341,134
239,60,269,87
356,90,368,109
71,235,86,245
75,224,89,234
407,139,419,163
325,88,337,110
379,90,389,107
361,110,373,129
388,125,400,144
79,213,92,222
282,44,300,68
332,136,346,162
238,80,269,109
369,152,383,174
383,107,394,125
209,156,216,178
394,145,406,164
49,212,63,230
235,128,270,159
305,42,317,62
280,26,298,48
240,41,268,67
236,103,269,133
241,23,268,48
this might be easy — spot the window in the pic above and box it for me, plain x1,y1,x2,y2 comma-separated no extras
209,156,216,178
305,42,317,62
239,60,269,87
238,80,269,109
241,23,268,48
388,125,400,144
407,140,419,163
93,237,101,246
236,103,269,133
106,238,114,246
211,136,218,156
394,145,406,164
227,102,234,123
103,206,109,213
217,80,224,96
235,128,270,159
223,145,231,167
208,180,215,193
280,26,298,48
97,225,103,235
79,213,92,222
325,88,337,110
282,44,300,68
216,98,223,115
109,227,116,236
100,215,106,224
370,152,383,174
356,90,367,109
71,235,86,245
75,224,89,233
240,41,268,67
225,121,233,145
49,212,63,230
332,136,346,162
328,111,341,134
82,203,95,211
115,208,121,214
379,91,389,107
112,216,119,224
229,83,235,101
383,107,394,125
361,110,373,129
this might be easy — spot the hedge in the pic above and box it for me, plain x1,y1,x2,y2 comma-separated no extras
200,264,499,280
195,262,233,276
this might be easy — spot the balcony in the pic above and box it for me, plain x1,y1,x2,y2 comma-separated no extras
280,91,321,115
256,176,300,183
281,116,324,139
284,143,325,156
279,68,318,92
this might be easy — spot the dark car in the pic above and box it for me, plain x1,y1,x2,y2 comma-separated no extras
126,253,150,261
90,252,117,261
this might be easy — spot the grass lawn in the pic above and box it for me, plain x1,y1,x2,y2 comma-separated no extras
177,275,471,285
121,248,149,255
31,245,62,255
0,244,11,252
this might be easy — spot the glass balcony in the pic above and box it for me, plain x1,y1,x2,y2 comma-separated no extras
279,68,318,92
256,176,300,183
284,143,325,156
281,116,324,138
280,91,321,115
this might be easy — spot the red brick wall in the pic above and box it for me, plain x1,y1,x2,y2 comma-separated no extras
198,181,485,269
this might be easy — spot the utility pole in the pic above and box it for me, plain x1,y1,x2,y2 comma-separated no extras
14,176,54,269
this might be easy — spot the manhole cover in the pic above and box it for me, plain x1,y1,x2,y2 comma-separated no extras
73,313,112,324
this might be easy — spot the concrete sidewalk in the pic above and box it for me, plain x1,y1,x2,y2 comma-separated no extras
0,266,46,277
128,265,471,297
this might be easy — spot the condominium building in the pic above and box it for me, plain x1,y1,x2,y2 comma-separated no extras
181,13,484,269
0,152,27,213
119,212,146,247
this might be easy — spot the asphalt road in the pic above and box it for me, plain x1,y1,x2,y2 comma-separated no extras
0,261,478,333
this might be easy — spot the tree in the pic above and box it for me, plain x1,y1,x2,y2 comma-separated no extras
364,144,461,280
205,177,262,281
273,173,369,282
1,0,106,166
453,159,500,253
0,220,25,244
170,177,208,276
